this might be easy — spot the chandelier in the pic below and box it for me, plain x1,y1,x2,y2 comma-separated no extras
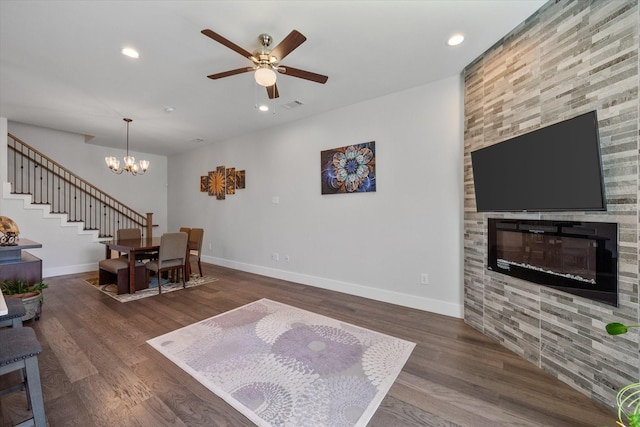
105,118,149,175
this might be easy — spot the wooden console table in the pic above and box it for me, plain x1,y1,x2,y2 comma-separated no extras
0,238,43,284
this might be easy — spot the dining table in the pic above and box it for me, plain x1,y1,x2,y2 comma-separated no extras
101,237,161,294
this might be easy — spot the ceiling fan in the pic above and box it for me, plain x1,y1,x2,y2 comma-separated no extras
201,29,328,99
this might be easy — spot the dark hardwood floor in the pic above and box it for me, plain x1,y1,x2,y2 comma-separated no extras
1,263,616,426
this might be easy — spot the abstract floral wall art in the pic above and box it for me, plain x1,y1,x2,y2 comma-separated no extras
321,141,376,194
215,165,226,200
226,167,236,195
236,170,246,189
208,167,226,199
204,167,245,199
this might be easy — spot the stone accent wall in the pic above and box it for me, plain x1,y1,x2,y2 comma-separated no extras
463,0,639,409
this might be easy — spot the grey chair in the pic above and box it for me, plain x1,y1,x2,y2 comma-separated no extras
188,228,204,278
0,327,46,427
145,232,188,294
0,298,26,328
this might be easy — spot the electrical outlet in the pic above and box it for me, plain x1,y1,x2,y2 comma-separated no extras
272,252,279,261
420,273,429,285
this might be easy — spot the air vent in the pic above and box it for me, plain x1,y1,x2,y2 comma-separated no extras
282,100,304,110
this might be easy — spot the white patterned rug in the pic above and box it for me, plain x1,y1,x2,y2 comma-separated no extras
147,298,415,427
84,275,218,302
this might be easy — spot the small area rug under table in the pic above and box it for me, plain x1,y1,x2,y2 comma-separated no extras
147,298,415,427
84,275,218,303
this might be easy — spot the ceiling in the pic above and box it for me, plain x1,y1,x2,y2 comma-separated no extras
0,0,545,156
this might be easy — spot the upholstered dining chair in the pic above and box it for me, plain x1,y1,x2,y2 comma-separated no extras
117,228,141,240
112,228,141,258
179,227,191,238
178,227,192,279
188,228,204,278
116,227,157,261
145,232,188,294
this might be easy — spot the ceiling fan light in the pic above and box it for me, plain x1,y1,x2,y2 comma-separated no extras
255,67,277,87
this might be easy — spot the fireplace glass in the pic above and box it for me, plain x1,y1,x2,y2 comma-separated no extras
487,219,618,306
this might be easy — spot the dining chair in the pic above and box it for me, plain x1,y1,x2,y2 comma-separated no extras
178,228,192,280
117,228,141,240
112,228,142,258
188,228,204,278
117,227,158,261
145,232,188,294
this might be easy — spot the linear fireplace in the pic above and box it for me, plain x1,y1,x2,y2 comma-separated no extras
487,219,618,306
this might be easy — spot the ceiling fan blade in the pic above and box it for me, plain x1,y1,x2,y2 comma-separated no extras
207,67,254,80
278,66,328,84
201,29,253,59
266,84,279,99
270,30,306,62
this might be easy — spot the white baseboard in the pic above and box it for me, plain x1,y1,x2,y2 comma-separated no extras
43,262,98,278
40,254,463,318
205,255,463,318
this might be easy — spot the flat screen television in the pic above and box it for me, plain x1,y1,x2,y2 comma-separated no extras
471,111,606,212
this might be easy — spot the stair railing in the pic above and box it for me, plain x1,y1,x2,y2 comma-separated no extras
7,133,153,238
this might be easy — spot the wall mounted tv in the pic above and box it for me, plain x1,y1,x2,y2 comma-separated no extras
471,111,606,212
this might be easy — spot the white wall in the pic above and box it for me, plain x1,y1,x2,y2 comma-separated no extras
0,120,169,276
168,75,465,317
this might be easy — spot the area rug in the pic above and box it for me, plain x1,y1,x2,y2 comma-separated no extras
84,275,218,303
147,298,415,427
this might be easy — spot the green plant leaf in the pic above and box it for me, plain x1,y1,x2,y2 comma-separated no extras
0,279,47,297
606,322,629,335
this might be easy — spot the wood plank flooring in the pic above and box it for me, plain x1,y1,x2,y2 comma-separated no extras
1,264,617,426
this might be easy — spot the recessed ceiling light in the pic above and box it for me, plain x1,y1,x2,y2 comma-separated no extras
258,104,269,112
121,47,139,58
165,106,175,113
447,34,464,46
282,100,304,110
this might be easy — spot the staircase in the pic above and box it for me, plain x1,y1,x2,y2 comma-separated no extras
6,133,153,238
2,133,155,277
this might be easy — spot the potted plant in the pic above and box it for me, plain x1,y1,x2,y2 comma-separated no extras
0,279,48,321
604,322,640,427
